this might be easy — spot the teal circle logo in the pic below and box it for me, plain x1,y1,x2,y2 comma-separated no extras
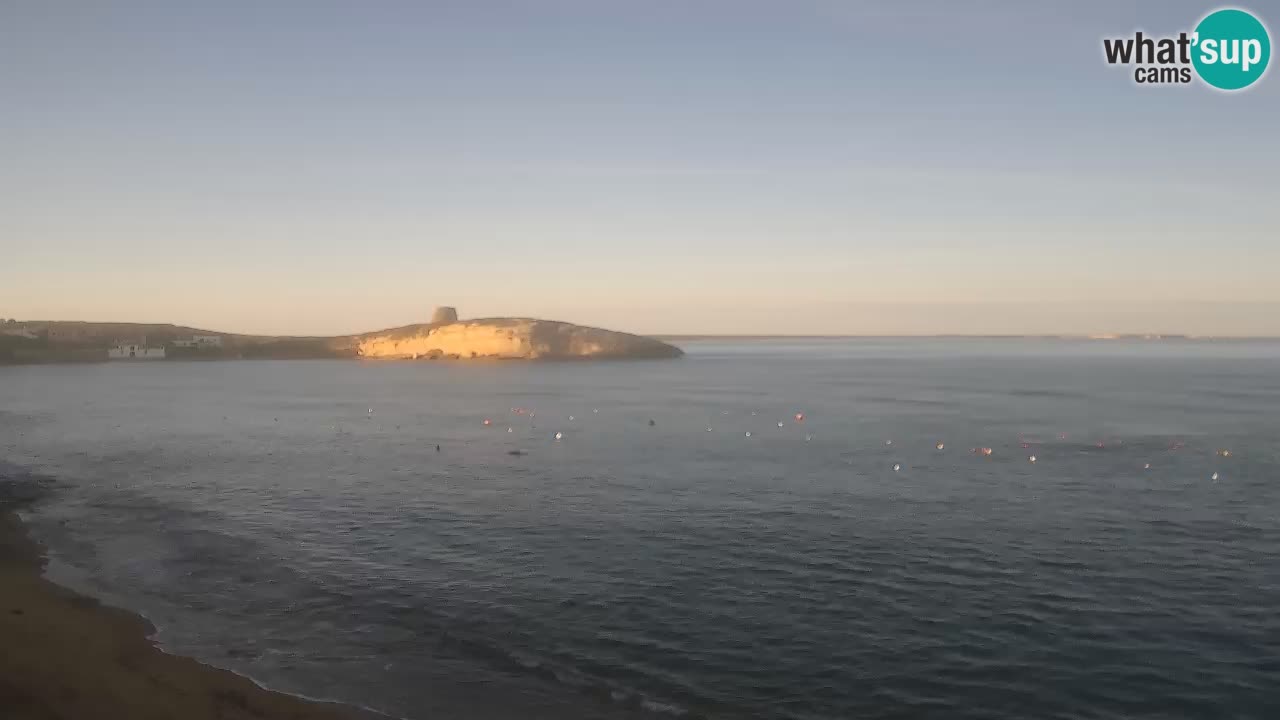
1192,8,1271,90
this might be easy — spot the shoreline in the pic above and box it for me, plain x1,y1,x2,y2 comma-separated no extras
0,506,367,720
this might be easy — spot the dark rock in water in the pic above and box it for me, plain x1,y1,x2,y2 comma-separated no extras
507,450,525,456
649,419,656,427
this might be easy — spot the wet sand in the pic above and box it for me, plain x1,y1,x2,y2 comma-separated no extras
0,509,360,720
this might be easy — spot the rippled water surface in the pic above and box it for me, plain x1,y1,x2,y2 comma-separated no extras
3,339,1279,719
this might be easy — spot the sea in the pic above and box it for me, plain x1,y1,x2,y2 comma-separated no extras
1,339,1278,720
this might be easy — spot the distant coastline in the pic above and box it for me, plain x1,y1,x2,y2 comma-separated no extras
0,311,683,365
0,320,354,365
6,317,1277,366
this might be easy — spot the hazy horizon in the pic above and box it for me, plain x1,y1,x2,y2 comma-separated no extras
4,1,1278,337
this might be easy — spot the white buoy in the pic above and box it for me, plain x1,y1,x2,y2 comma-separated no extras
805,434,812,442
1211,472,1219,481
568,415,574,421
936,442,945,450
745,431,752,437
885,440,893,446
706,427,713,432
593,409,598,414
507,427,513,433
555,432,563,441
1144,463,1150,470
893,463,901,472
777,421,784,428
1029,455,1037,463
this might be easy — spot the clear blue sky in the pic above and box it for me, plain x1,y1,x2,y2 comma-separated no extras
2,1,1277,335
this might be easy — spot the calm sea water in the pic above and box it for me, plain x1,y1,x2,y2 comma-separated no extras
2,339,1278,719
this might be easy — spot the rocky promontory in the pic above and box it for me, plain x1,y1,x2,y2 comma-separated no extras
1,308,682,363
356,312,682,360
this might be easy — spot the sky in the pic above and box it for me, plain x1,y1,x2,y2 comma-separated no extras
2,0,1278,336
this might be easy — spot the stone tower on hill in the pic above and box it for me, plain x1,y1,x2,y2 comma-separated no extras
430,306,459,324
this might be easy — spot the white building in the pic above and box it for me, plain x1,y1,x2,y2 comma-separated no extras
1,327,37,339
108,340,166,360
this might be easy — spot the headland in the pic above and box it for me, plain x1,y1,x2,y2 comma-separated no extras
0,307,682,364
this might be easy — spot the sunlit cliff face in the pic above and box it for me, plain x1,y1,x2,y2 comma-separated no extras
356,319,681,360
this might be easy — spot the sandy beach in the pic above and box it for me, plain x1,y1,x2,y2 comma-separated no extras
0,507,360,720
